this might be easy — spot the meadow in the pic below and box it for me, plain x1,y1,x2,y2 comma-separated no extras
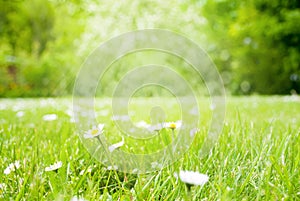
0,96,299,200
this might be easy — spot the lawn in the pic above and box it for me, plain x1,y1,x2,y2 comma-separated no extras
0,96,299,200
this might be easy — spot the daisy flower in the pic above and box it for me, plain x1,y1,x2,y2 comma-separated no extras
111,115,130,121
147,123,165,132
166,120,182,130
190,128,200,137
105,165,118,170
45,161,62,172
0,183,6,190
135,121,150,128
108,137,125,152
70,196,87,201
16,111,24,118
42,114,57,121
178,170,209,186
84,124,104,139
3,160,20,175
151,161,163,169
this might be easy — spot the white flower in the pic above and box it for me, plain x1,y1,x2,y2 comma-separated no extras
42,114,57,121
189,107,199,115
147,123,165,132
135,121,150,128
166,120,182,130
190,128,200,137
3,160,21,175
111,115,130,121
108,137,124,152
99,192,112,201
14,160,20,169
45,161,62,172
97,109,109,117
79,167,92,175
132,168,139,174
178,170,209,186
3,167,11,175
16,111,24,118
210,103,216,111
226,186,233,191
84,124,104,139
70,196,87,201
105,165,118,170
0,103,7,110
0,183,7,190
151,162,163,169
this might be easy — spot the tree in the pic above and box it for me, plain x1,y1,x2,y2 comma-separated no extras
201,0,300,94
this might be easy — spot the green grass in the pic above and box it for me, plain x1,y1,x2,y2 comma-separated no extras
0,96,299,200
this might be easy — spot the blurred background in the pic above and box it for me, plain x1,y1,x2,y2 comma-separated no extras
0,0,299,97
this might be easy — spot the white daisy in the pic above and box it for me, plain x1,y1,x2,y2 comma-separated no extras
151,162,163,169
108,137,125,152
190,128,200,137
105,165,118,170
16,111,24,118
84,124,104,139
3,160,21,175
42,114,57,121
45,161,62,172
70,196,87,201
111,115,130,121
0,183,7,190
132,168,139,174
135,121,150,128
147,123,165,132
189,107,199,115
178,170,209,186
79,167,92,176
166,120,182,130
3,167,10,175
97,109,110,117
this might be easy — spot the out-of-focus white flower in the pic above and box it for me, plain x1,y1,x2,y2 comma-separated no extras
16,111,24,118
45,161,62,172
147,123,165,132
166,120,182,130
105,165,118,170
99,192,112,201
132,168,139,174
135,121,150,128
151,162,163,169
79,167,92,176
70,196,87,201
0,183,7,190
42,114,57,121
0,103,7,110
111,115,130,121
84,124,104,139
97,109,109,117
190,128,200,137
178,170,209,186
226,186,233,191
108,138,124,152
4,167,11,175
189,107,199,115
3,160,21,175
70,117,76,123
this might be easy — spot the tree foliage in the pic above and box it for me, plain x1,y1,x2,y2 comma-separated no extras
202,0,300,94
0,0,299,97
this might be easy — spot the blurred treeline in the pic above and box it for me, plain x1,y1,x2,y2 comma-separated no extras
0,0,299,97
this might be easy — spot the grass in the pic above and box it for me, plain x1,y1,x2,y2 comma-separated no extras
0,96,299,200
